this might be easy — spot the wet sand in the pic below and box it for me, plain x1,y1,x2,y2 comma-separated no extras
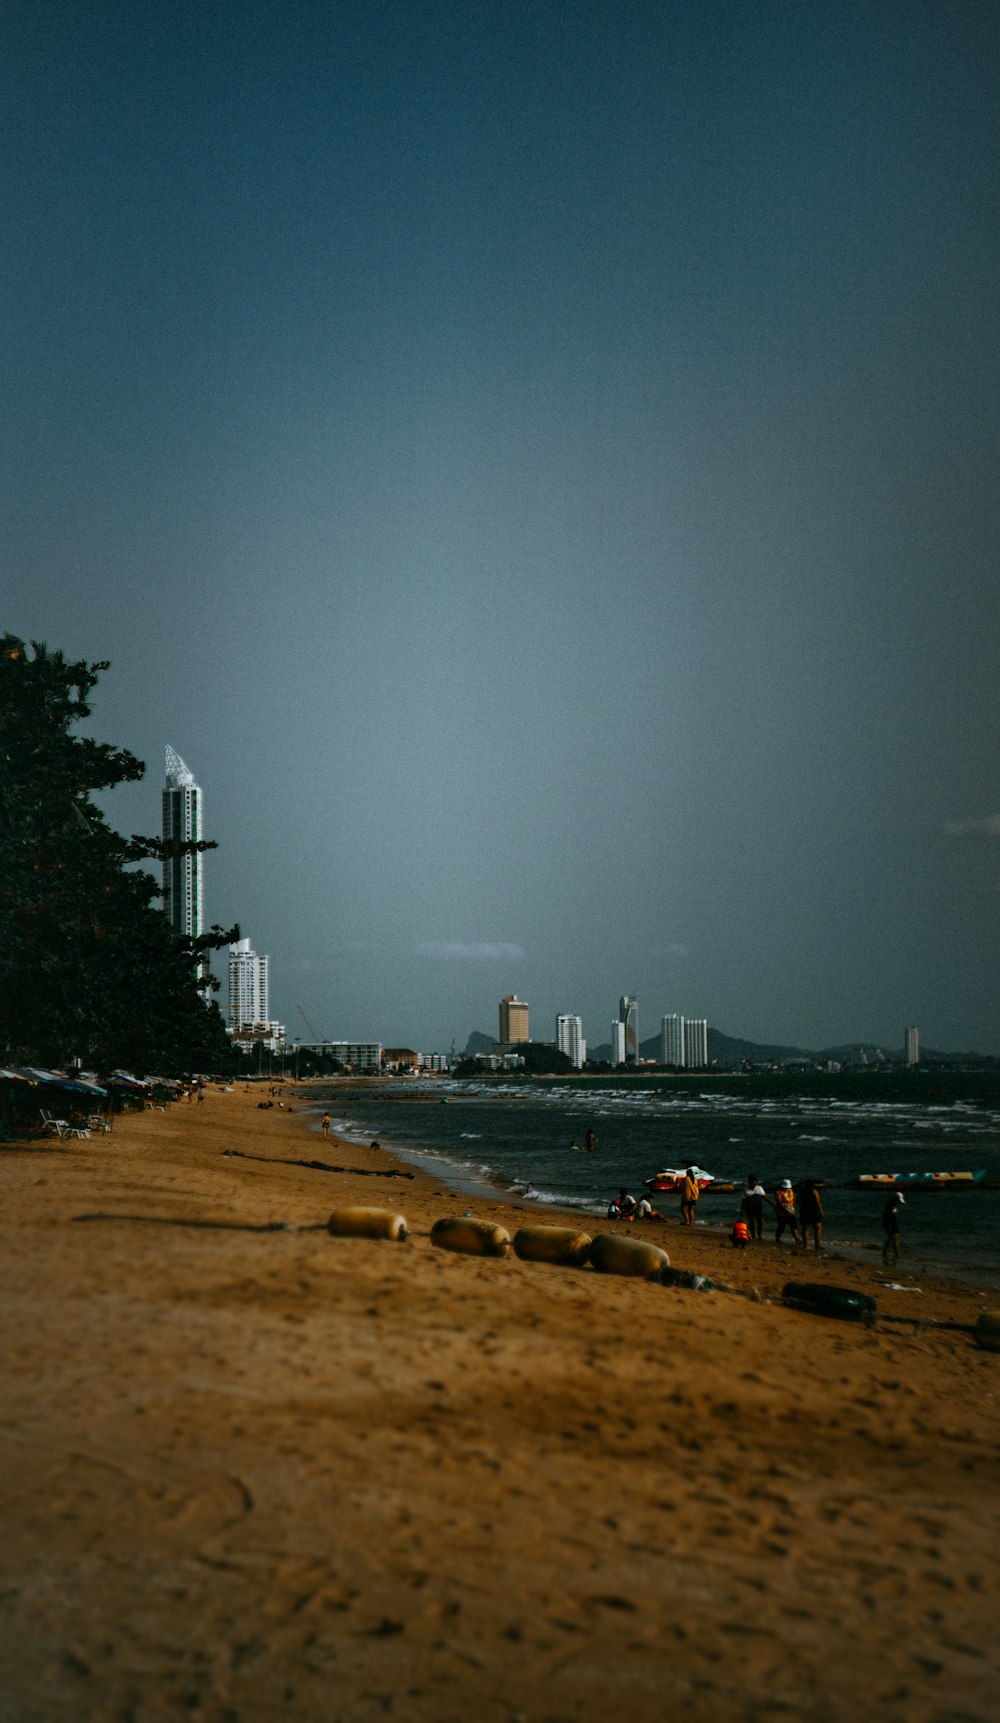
1,1083,997,1721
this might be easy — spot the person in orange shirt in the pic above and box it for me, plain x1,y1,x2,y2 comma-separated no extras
680,1168,700,1227
773,1179,801,1247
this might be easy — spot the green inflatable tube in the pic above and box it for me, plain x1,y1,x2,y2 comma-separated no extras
782,1281,876,1322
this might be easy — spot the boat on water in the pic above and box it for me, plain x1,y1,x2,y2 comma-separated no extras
644,1166,715,1193
850,1170,987,1190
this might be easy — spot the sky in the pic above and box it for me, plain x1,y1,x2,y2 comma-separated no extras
3,0,998,1056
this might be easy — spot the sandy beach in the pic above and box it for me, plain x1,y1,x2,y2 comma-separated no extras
1,1084,997,1722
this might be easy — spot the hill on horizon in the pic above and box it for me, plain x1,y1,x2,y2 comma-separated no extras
464,1026,991,1066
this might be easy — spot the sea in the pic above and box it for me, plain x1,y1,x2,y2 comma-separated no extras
307,1078,1000,1287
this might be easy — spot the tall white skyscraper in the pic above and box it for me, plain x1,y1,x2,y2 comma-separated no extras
905,1026,920,1067
660,1014,685,1066
610,1020,626,1067
619,995,638,1064
556,1014,586,1068
229,937,270,1028
684,1018,708,1067
162,746,203,940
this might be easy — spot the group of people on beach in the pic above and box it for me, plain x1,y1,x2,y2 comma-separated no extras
606,1170,828,1251
730,1173,824,1250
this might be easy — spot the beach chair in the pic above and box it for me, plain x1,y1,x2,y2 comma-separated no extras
87,1114,113,1133
40,1109,90,1140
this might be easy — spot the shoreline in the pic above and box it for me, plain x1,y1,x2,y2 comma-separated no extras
299,1080,1000,1296
1,1084,997,1720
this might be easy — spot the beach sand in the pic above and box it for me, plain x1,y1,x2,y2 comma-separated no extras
1,1083,997,1722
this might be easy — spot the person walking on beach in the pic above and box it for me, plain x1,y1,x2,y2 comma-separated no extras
321,1113,331,1140
741,1175,766,1240
882,1191,905,1264
680,1168,700,1227
774,1179,801,1247
798,1180,824,1251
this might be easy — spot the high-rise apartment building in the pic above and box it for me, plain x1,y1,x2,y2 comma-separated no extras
556,1014,586,1069
684,1018,708,1068
905,1026,920,1067
619,996,638,1064
228,937,270,1029
610,1020,626,1067
499,995,529,1046
660,1014,685,1066
162,746,203,940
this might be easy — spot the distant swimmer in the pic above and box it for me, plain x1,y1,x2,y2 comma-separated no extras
584,1129,597,1151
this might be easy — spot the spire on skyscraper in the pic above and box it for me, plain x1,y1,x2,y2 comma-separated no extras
165,745,195,789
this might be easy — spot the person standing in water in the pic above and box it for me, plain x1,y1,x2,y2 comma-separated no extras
798,1180,824,1251
741,1175,766,1241
882,1190,905,1264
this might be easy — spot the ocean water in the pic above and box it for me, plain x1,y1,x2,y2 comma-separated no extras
311,1079,1000,1285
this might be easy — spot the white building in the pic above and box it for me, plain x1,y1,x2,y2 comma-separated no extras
610,1020,626,1067
556,1015,586,1069
228,937,270,1029
660,1014,685,1066
298,1041,383,1073
684,1018,708,1067
619,995,638,1065
162,746,203,940
905,1026,920,1067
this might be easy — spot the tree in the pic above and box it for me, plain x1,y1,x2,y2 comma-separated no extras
0,635,237,1072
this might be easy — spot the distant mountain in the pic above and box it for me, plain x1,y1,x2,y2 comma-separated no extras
585,1027,810,1065
463,1030,499,1057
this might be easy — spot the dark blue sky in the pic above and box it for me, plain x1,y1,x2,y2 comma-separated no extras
4,1,998,1053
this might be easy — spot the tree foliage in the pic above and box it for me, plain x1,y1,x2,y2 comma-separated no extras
0,635,237,1072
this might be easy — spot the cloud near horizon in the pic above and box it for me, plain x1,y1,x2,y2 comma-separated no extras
414,941,526,963
940,814,1000,839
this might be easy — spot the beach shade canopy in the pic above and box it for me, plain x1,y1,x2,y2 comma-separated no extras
0,1067,35,1084
108,1071,149,1090
68,1076,108,1097
20,1067,107,1095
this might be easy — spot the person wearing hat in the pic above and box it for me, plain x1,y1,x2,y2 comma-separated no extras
882,1189,905,1264
773,1178,800,1247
